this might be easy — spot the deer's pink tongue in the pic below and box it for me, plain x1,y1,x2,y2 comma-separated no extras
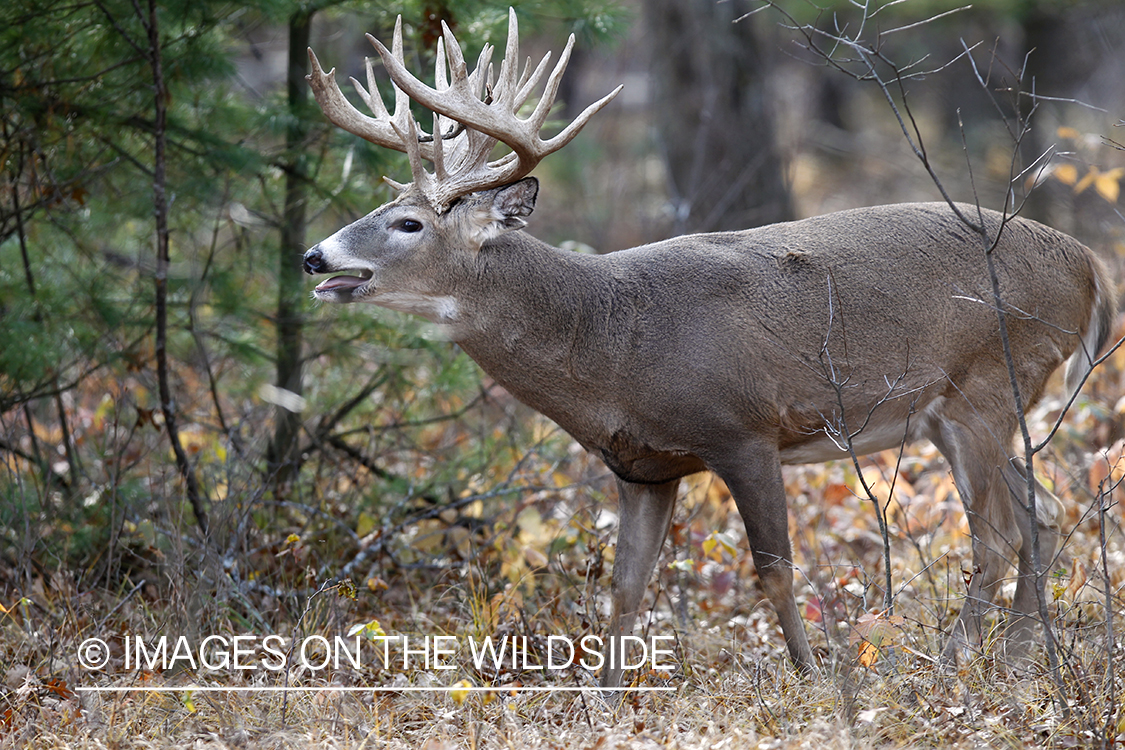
316,275,368,292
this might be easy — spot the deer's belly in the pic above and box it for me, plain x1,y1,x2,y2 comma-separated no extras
777,416,918,465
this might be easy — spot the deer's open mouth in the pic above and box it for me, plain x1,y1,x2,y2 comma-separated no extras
314,268,374,295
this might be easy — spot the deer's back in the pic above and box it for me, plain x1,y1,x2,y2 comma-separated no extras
578,202,1101,463
604,202,1096,364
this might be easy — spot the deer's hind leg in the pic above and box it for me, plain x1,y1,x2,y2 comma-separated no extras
924,406,1023,663
1000,457,1063,658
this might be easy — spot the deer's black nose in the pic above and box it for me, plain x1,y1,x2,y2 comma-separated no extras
303,247,326,275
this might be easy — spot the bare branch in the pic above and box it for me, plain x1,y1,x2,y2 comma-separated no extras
881,5,971,36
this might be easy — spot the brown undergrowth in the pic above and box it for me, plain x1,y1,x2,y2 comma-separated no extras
3,347,1123,748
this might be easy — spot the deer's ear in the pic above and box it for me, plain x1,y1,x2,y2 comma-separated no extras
462,177,538,248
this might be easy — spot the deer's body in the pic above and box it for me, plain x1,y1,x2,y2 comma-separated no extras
452,202,1103,480
304,12,1115,687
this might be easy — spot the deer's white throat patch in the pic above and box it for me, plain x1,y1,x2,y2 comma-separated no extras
372,292,460,324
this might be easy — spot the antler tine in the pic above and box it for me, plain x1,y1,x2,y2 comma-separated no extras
391,114,433,193
436,20,471,90
524,35,576,133
541,81,624,153
321,6,620,209
491,9,520,105
509,28,624,157
375,18,615,159
432,37,448,182
359,58,390,120
467,43,493,101
369,34,504,142
360,17,437,149
514,51,552,112
378,16,440,189
435,31,448,91
431,110,447,182
307,16,439,165
433,30,498,183
492,9,552,112
389,17,412,124
307,48,401,150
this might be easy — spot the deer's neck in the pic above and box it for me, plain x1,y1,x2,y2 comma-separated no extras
453,233,622,435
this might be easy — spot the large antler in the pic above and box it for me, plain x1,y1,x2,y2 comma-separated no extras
307,7,622,211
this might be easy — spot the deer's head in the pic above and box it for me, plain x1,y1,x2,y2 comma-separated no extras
302,9,619,319
302,179,538,318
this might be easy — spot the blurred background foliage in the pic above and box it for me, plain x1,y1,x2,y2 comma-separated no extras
1,0,1123,688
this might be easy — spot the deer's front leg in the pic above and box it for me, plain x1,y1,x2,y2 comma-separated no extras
601,477,678,689
713,442,816,674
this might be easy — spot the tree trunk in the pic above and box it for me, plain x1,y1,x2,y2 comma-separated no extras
268,10,312,489
645,0,792,234
146,0,209,535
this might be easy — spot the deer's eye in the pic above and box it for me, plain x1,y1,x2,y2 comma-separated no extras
397,219,423,233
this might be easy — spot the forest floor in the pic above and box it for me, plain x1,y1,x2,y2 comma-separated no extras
4,348,1125,748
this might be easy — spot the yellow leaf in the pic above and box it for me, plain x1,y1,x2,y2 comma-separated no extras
715,531,739,557
1056,126,1081,140
356,512,377,538
337,578,357,601
347,619,386,639
702,531,739,562
1095,169,1123,203
93,393,115,429
450,679,473,705
1074,167,1099,195
1052,163,1079,186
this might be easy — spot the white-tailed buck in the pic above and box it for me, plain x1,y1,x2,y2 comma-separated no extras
304,10,1115,687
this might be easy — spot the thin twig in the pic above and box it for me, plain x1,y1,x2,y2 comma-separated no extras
140,0,209,535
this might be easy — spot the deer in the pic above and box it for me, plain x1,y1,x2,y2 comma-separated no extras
302,9,1116,688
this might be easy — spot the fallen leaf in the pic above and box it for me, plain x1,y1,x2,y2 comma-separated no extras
450,679,473,706
858,639,879,668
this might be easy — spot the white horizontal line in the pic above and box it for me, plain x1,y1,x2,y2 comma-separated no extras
76,685,675,693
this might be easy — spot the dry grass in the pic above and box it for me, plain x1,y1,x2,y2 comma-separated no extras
4,636,1121,748
4,378,1123,748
